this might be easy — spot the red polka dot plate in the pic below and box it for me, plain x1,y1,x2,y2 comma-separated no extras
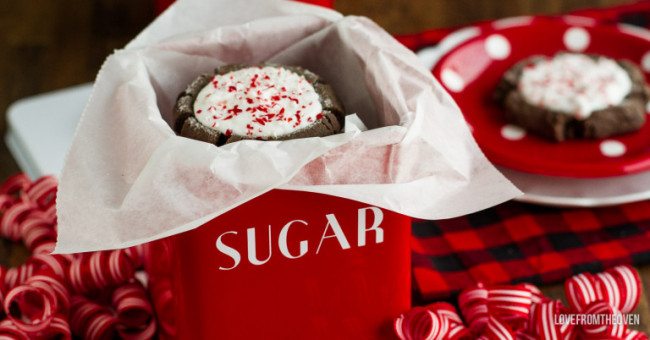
428,16,650,178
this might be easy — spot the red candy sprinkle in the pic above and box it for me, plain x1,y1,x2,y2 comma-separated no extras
228,105,242,115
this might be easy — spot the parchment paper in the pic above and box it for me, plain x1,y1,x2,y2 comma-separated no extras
55,0,521,253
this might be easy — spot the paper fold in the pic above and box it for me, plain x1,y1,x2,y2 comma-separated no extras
56,0,521,253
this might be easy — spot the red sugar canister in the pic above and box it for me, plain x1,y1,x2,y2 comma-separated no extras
145,189,411,339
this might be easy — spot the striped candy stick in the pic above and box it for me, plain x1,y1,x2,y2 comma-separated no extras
3,263,36,292
394,307,444,340
566,265,642,314
24,176,57,210
112,281,152,325
3,282,55,333
2,274,70,334
482,315,516,340
0,174,31,197
394,302,471,340
0,319,30,340
68,250,136,295
0,201,36,241
29,254,72,281
20,213,57,255
458,284,489,334
626,330,650,340
41,315,72,340
527,300,576,340
0,194,14,213
43,203,57,224
598,265,642,314
428,303,470,340
123,245,146,269
582,301,628,339
565,272,605,313
486,285,535,326
459,283,540,336
148,279,175,337
69,296,118,340
24,275,71,315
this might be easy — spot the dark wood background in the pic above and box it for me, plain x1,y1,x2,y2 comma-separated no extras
337,0,630,33
1,0,648,333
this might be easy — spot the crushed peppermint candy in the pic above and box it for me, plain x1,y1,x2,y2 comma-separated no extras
193,66,324,138
519,53,633,119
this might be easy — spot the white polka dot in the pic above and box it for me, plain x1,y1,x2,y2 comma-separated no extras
646,101,650,114
485,34,511,60
618,23,650,41
501,124,526,141
600,140,626,157
440,68,465,92
641,51,650,73
563,27,590,52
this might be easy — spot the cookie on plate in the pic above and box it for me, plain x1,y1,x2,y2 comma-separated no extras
495,53,650,142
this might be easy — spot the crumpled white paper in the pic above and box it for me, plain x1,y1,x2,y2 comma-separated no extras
55,0,521,253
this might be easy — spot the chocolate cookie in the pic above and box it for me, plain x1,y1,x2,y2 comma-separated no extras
495,53,650,142
173,64,345,146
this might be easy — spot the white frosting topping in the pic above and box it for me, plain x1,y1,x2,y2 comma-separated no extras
193,66,324,138
519,53,632,119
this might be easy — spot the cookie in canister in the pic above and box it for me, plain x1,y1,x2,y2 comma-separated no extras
494,53,649,141
174,64,345,145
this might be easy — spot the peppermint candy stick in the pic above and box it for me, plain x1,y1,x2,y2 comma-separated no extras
0,174,30,197
0,201,36,241
3,283,54,333
68,250,136,295
29,254,72,281
3,263,35,292
20,214,57,255
41,315,72,340
2,275,70,334
0,319,30,340
24,176,57,210
70,296,117,339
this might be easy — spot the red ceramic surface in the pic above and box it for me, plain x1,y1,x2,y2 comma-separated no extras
432,16,650,178
145,189,411,340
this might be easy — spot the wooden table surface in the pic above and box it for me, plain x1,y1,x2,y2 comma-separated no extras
0,0,648,334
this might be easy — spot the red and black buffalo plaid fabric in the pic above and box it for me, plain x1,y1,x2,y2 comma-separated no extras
403,0,650,302
411,201,650,301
